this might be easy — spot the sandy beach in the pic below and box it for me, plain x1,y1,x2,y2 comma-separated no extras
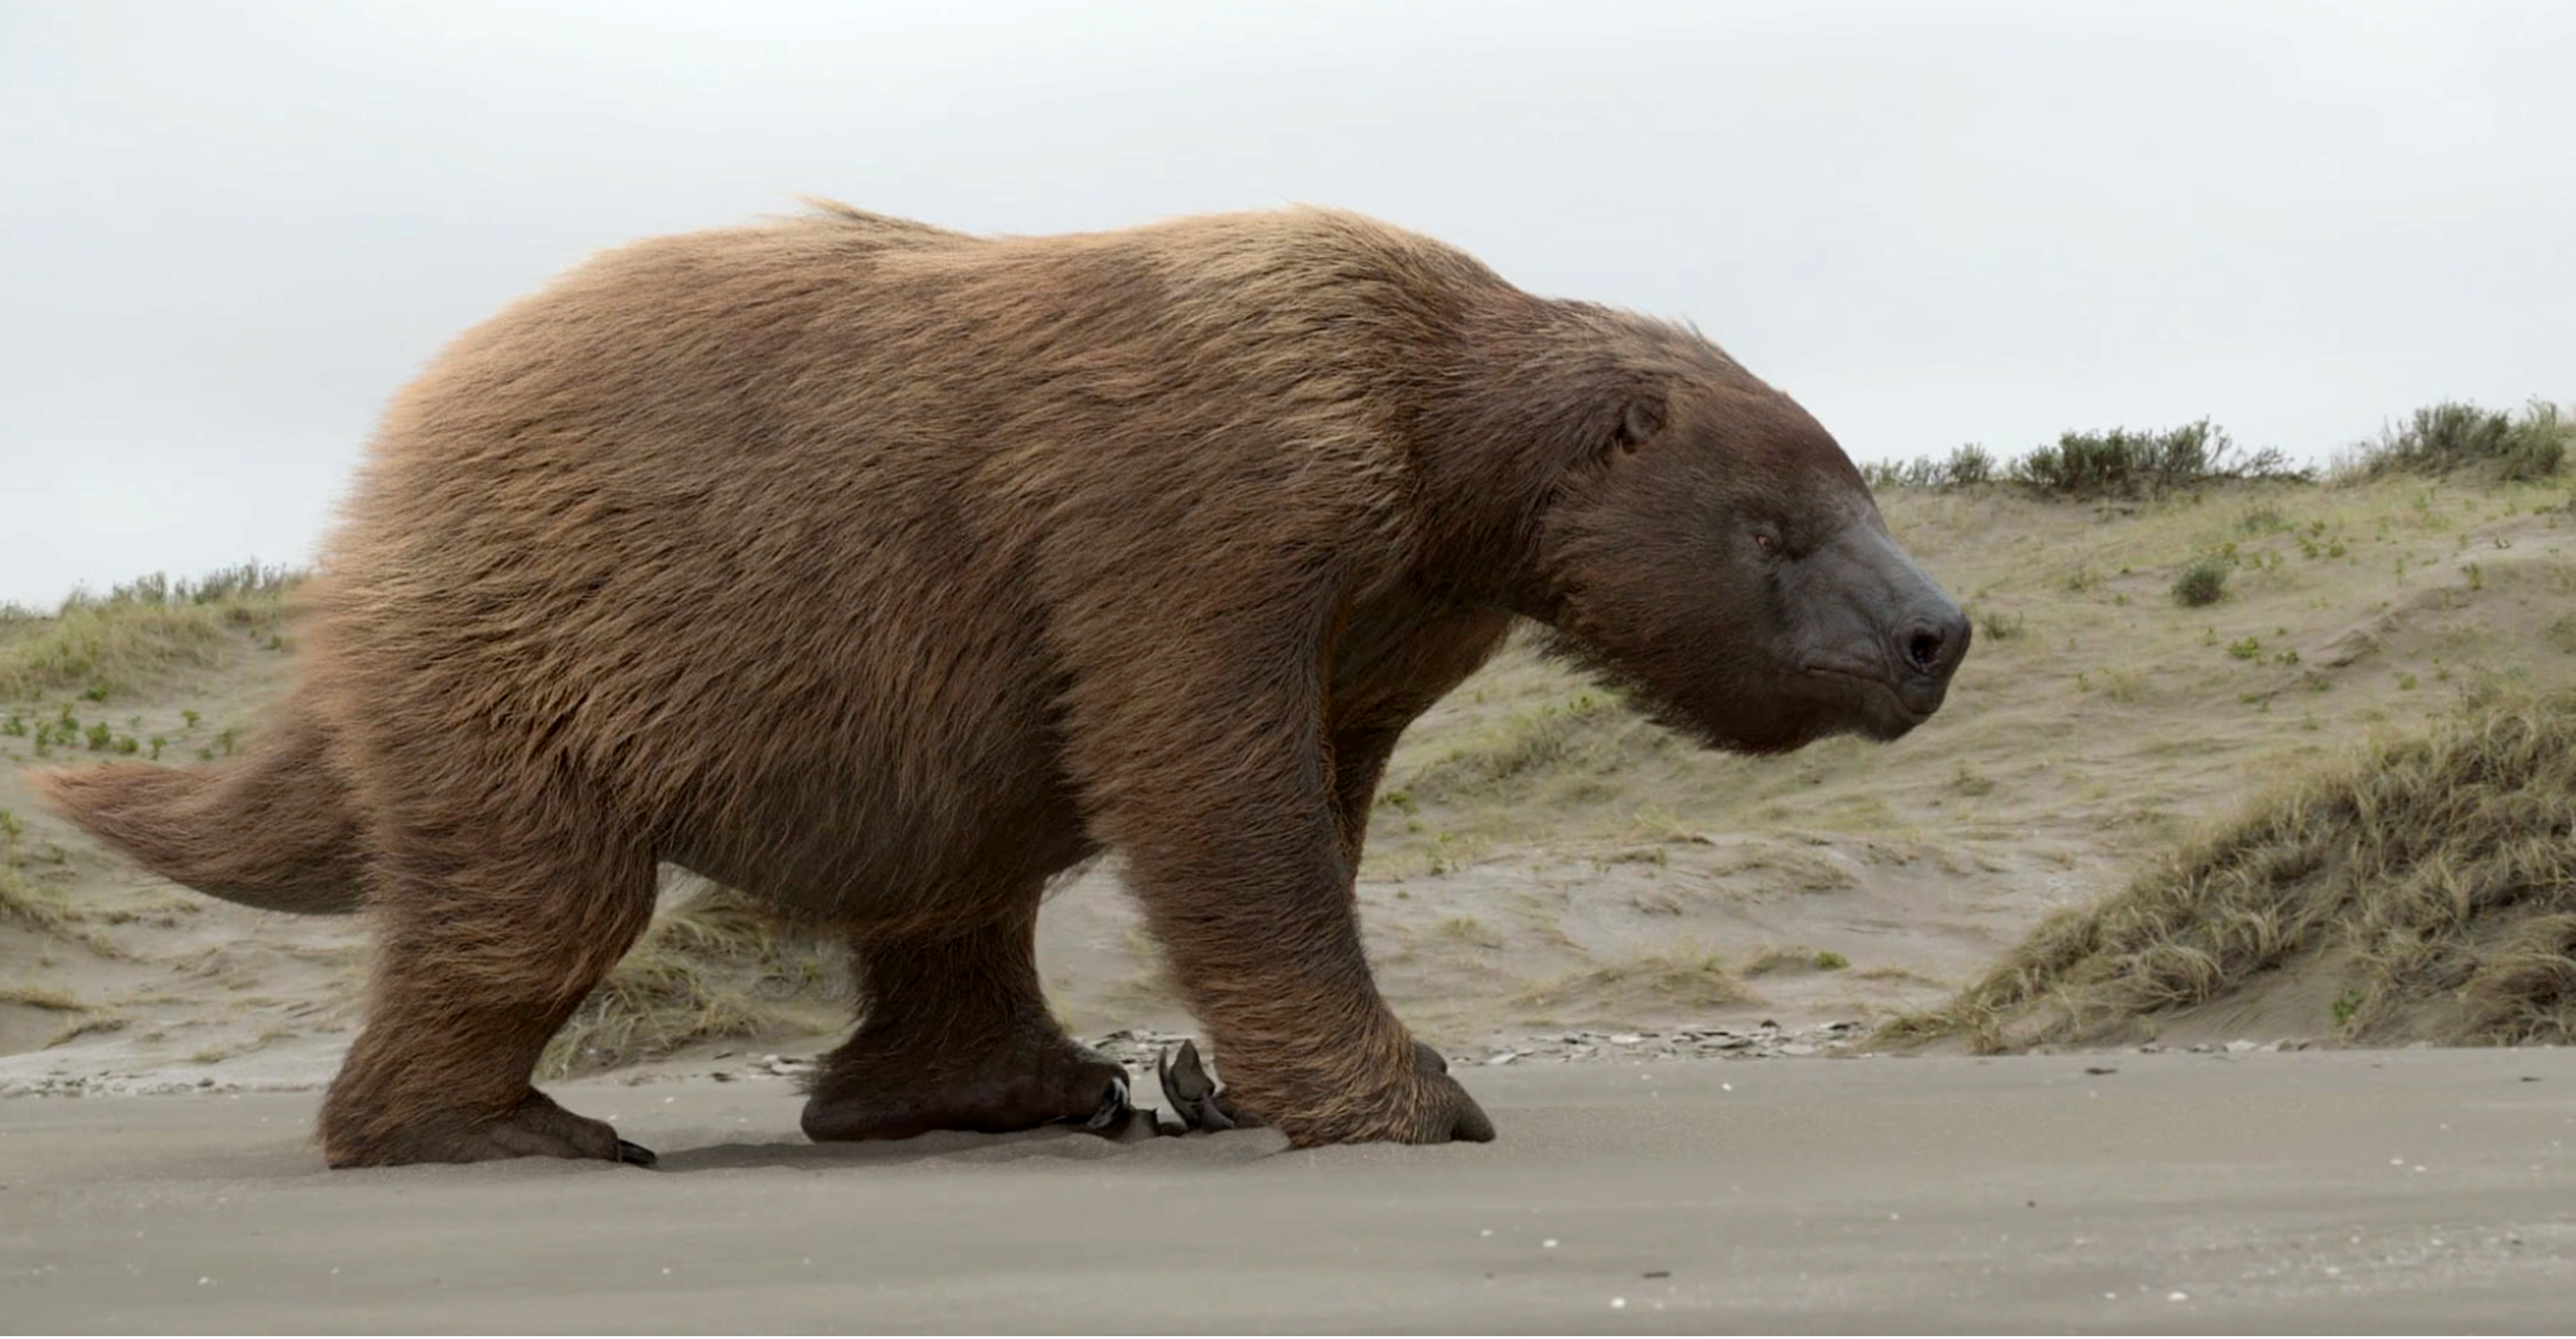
6,1046,2572,1333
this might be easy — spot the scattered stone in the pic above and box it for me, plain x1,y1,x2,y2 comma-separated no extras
1082,1029,1194,1071
1161,1020,1883,1069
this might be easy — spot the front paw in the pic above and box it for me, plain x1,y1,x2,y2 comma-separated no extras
1384,1040,1495,1144
1158,1037,1494,1145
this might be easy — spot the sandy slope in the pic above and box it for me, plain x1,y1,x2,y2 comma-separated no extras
5,1049,2574,1333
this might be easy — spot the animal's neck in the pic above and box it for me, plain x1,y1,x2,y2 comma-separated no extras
1400,296,1616,622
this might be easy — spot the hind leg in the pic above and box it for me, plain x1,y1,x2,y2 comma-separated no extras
320,819,658,1168
802,899,1132,1141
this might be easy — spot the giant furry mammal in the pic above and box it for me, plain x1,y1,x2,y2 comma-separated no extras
41,203,1969,1167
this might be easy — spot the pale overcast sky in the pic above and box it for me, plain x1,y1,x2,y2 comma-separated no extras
3,1,2570,607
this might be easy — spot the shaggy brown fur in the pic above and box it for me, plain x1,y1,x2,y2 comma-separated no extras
40,201,1965,1166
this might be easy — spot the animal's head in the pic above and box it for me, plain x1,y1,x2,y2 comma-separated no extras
1511,315,1968,755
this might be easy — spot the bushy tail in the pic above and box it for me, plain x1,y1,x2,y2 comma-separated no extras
34,705,364,914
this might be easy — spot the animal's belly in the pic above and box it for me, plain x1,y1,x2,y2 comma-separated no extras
657,748,1096,930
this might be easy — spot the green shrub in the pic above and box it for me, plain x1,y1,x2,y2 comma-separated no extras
2356,400,2568,482
1868,422,2306,498
1864,443,1999,491
1939,443,1994,487
2172,556,2231,607
2015,420,2305,500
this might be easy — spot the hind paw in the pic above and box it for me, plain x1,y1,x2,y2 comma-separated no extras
325,1089,652,1168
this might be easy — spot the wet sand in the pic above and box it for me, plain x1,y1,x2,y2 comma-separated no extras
5,1047,2572,1333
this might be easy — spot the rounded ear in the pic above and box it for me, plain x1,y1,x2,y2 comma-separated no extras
1613,394,1667,454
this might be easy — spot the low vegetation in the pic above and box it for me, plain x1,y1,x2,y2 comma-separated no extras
1891,688,2576,1050
2169,555,2231,607
2344,399,2569,484
537,879,837,1078
1867,399,2570,503
0,807,116,955
1514,943,1754,1023
0,564,300,702
1865,419,2306,499
1392,682,1670,807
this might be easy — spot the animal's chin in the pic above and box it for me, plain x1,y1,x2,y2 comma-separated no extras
1648,682,1842,757
1798,661,1935,740
1658,666,1933,755
1540,629,1931,755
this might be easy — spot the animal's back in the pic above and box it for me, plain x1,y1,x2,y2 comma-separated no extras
310,204,1496,922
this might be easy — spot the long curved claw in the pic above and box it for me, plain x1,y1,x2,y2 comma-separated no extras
1084,1074,1132,1130
1158,1039,1249,1133
614,1139,659,1168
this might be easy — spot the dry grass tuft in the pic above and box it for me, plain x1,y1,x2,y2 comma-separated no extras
1888,689,2576,1050
1515,943,1759,1024
539,879,835,1078
1394,685,1668,806
0,565,300,702
1741,944,1849,977
0,808,118,955
0,983,81,1011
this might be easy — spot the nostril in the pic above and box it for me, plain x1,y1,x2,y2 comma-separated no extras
1905,626,1946,675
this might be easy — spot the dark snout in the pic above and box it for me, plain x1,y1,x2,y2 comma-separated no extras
1890,598,1970,715
1794,525,1970,736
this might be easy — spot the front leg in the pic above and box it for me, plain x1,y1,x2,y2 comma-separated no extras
1058,601,1493,1145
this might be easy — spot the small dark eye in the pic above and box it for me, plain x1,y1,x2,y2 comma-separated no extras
1754,530,1780,556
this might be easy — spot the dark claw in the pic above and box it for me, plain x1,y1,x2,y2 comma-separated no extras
615,1138,659,1168
1084,1075,1132,1130
1158,1039,1237,1132
1095,1102,1179,1143
1158,1039,1212,1106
